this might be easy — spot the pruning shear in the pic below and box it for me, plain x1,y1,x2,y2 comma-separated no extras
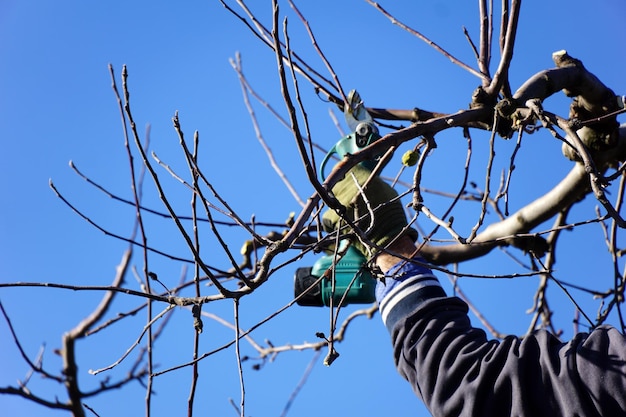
320,90,384,180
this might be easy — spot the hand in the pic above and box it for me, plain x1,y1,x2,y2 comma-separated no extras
322,164,417,257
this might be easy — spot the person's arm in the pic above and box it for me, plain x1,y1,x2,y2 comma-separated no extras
376,237,626,417
322,164,626,416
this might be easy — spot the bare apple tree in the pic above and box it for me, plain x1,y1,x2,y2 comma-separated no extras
2,1,625,416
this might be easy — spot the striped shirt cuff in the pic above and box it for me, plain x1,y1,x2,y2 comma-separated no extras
377,258,446,332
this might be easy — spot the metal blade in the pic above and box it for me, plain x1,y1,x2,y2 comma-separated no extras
344,89,373,132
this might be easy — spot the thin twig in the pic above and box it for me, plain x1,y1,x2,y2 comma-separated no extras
365,0,487,82
234,298,245,417
420,205,466,244
69,160,286,228
116,65,155,415
283,13,319,182
477,0,492,81
187,130,201,417
0,301,63,382
168,115,251,286
467,111,498,242
112,66,237,297
231,53,306,207
271,3,328,207
222,0,342,105
496,126,524,215
279,350,323,417
486,0,520,96
288,0,348,105
89,304,175,375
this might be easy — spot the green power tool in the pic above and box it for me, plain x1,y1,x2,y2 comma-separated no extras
294,90,386,307
294,243,375,307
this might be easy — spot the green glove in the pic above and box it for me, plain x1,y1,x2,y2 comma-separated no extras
322,164,417,257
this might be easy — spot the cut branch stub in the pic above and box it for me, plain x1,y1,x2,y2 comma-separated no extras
552,50,621,158
493,51,621,157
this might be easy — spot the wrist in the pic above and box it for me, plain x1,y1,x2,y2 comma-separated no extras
374,235,418,273
374,240,448,332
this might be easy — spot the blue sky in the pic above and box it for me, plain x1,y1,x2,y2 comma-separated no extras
1,1,625,416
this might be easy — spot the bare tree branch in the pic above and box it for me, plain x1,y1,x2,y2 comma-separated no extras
366,0,488,82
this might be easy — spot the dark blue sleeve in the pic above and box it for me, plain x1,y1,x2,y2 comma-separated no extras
377,258,626,417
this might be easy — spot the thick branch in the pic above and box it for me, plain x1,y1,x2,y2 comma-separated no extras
513,52,618,113
420,162,590,264
366,107,445,122
420,125,626,264
59,250,131,417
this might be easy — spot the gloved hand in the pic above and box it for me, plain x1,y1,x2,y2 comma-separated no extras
322,164,417,257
